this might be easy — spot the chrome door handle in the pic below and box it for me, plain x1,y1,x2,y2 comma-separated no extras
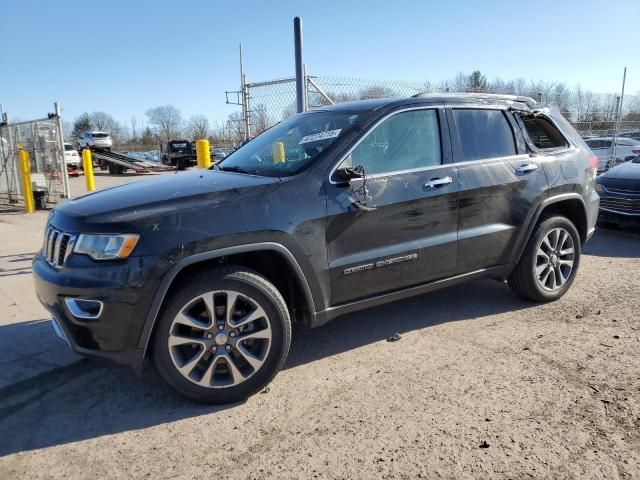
423,176,453,189
515,163,538,174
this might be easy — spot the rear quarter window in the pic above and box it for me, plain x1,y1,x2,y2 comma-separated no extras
452,109,516,161
517,115,568,150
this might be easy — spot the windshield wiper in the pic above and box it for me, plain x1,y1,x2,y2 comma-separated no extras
218,165,259,175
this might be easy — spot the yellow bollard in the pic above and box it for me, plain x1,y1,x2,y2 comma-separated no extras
196,139,211,169
82,149,95,192
272,142,285,164
18,150,35,213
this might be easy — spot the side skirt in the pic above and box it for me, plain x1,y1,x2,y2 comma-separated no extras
310,264,515,328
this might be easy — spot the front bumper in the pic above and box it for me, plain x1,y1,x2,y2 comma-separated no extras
33,251,163,367
598,208,640,226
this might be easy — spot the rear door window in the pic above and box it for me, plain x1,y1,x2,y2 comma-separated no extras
452,109,516,161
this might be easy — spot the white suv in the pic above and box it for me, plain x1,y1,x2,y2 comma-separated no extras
78,131,113,151
585,137,640,172
63,143,81,168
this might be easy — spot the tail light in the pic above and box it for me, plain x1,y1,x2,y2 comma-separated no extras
632,148,640,155
588,155,598,173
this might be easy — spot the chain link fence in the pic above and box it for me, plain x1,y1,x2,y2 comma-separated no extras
0,117,69,207
243,76,640,170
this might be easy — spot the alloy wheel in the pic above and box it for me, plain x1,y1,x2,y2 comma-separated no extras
535,227,575,291
167,290,272,388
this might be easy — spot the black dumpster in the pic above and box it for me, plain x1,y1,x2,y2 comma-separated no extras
33,190,47,210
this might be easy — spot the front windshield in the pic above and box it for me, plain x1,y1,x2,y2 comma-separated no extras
219,111,362,177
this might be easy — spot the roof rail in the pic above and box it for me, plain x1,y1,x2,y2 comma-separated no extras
412,92,537,106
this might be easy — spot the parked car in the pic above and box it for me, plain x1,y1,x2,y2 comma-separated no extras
34,93,599,404
211,147,230,163
78,131,113,151
161,140,196,170
584,137,640,172
63,143,81,169
619,130,640,141
596,156,640,226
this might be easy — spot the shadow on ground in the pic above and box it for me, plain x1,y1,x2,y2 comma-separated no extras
0,252,35,278
0,225,634,456
0,278,531,457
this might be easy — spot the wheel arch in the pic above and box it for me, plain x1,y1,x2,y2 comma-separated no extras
137,242,316,357
516,193,588,262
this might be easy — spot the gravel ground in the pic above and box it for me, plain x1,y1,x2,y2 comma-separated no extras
0,197,638,480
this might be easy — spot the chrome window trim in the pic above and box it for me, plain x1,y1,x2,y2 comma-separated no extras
328,105,445,184
346,153,532,182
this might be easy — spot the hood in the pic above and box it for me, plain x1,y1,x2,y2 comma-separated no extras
55,170,280,223
600,160,640,181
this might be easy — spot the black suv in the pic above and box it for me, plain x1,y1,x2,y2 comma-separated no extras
34,94,599,403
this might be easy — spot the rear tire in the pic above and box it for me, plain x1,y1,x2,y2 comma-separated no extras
508,215,581,302
151,267,291,404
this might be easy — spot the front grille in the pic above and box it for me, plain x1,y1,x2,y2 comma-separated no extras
43,226,77,268
600,197,640,215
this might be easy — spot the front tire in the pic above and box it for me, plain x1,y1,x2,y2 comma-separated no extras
151,267,291,404
509,215,581,302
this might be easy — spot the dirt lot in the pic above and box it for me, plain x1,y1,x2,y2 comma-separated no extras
0,179,638,479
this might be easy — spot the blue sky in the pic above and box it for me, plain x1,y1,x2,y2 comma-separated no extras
1,0,638,127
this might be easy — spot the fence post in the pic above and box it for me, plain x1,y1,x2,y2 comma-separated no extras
196,139,211,169
610,67,627,166
18,149,34,213
82,149,95,192
294,17,307,113
54,102,71,199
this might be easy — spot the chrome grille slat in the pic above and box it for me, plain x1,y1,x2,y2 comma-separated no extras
53,233,63,266
600,197,640,214
46,227,54,260
42,226,76,268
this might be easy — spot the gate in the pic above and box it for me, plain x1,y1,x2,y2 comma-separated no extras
0,109,70,207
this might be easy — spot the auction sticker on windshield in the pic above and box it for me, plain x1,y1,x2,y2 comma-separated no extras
299,129,342,144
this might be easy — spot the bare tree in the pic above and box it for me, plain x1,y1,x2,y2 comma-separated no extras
251,104,270,135
130,116,139,143
226,112,246,145
187,115,210,141
145,105,184,142
89,111,115,132
358,86,396,100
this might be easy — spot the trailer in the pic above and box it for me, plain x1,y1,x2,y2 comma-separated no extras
92,150,174,174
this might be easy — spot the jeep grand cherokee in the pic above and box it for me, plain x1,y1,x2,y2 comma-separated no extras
34,94,599,404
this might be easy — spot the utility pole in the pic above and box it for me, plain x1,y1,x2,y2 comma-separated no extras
610,67,627,164
294,17,307,113
54,102,71,198
239,44,251,141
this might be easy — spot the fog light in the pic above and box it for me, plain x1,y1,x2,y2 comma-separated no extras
64,298,104,320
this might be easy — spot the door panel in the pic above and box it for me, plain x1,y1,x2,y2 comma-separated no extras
448,107,549,273
455,155,547,273
325,107,459,305
326,166,459,305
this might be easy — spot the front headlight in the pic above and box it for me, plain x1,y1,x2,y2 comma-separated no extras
595,183,605,193
74,234,140,260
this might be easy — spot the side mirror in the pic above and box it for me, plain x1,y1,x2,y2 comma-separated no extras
334,164,365,184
